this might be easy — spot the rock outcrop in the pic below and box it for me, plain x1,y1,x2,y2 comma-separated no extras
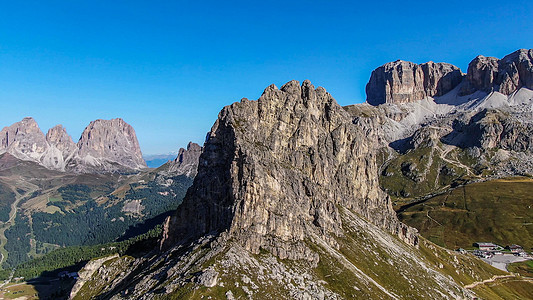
166,142,202,177
41,125,77,170
0,117,49,162
0,117,146,173
366,49,533,105
366,60,463,105
444,109,533,152
70,118,146,173
461,49,533,95
69,254,120,299
161,80,417,259
46,125,77,154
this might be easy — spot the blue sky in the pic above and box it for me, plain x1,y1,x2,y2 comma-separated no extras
1,1,532,154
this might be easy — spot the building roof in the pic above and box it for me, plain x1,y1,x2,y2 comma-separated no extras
476,242,497,247
508,244,523,249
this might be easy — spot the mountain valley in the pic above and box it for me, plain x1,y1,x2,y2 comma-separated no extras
0,119,202,280
1,49,533,299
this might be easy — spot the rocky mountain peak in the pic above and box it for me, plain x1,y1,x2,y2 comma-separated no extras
461,48,533,95
165,142,202,177
73,118,146,172
39,124,78,171
366,49,533,105
366,60,463,105
45,124,76,153
0,117,147,173
161,80,417,260
0,117,48,162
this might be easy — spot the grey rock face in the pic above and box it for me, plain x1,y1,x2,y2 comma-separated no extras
0,117,146,173
445,109,533,152
0,117,49,162
461,49,533,95
166,142,202,177
195,267,218,287
366,60,463,105
69,118,146,173
42,125,77,170
162,80,418,259
460,55,500,95
46,125,77,154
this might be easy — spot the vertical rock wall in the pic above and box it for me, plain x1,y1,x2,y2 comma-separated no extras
162,80,418,259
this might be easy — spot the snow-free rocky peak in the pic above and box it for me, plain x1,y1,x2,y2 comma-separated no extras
161,80,417,257
71,118,147,172
46,124,77,154
366,60,463,105
461,49,533,95
0,117,49,163
366,49,533,106
0,117,146,173
165,142,202,177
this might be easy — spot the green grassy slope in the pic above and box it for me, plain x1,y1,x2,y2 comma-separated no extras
398,177,533,250
508,260,533,277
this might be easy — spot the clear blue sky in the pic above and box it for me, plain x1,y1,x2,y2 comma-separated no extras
1,1,532,154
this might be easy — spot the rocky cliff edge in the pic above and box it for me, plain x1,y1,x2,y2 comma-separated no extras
161,80,418,261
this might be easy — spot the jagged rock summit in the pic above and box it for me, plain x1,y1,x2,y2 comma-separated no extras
43,124,78,170
461,48,533,95
0,117,146,173
0,117,49,163
165,142,202,177
72,80,510,299
366,49,533,105
70,118,147,173
161,80,417,258
366,60,463,105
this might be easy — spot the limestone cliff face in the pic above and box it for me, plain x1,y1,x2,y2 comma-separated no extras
46,125,77,154
444,109,533,152
461,49,533,95
0,117,49,162
41,125,77,170
162,80,417,259
366,60,463,105
166,142,202,177
68,118,146,173
0,117,146,173
366,49,533,105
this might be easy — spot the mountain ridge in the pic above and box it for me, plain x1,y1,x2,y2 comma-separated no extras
366,48,533,106
11,48,533,299
69,78,524,299
0,117,146,173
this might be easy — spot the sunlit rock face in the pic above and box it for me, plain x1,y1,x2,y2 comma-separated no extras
161,80,418,260
366,60,464,105
0,117,146,173
461,49,533,95
0,117,50,164
70,118,147,173
165,142,202,177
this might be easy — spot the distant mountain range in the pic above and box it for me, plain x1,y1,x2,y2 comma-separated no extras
0,118,203,275
71,49,533,299
1,49,531,299
0,117,146,173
